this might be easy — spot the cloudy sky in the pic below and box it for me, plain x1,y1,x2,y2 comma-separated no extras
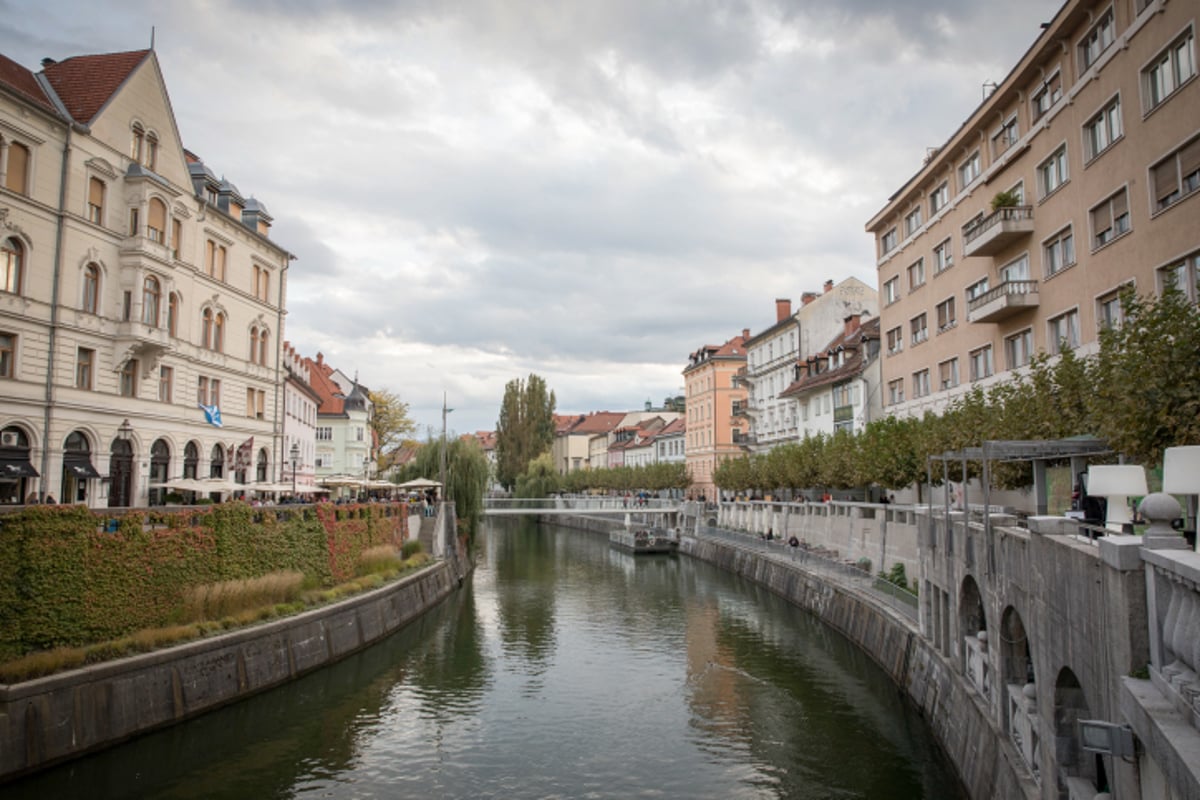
7,0,1062,436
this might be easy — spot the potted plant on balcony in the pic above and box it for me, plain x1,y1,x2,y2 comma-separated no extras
990,189,1022,210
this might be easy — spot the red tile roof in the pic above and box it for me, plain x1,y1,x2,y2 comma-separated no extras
0,53,57,115
780,317,880,398
565,411,625,436
303,355,347,416
41,49,150,124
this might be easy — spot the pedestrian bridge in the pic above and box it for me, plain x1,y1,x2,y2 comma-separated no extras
482,497,681,520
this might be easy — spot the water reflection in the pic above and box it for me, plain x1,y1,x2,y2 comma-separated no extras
7,519,964,799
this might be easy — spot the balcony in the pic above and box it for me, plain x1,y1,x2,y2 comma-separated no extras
962,205,1034,258
732,431,757,447
967,280,1040,323
114,320,172,370
731,400,749,418
732,367,755,388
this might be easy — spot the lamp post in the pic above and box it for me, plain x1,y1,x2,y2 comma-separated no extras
289,442,300,498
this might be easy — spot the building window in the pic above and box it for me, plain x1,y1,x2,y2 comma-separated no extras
1144,29,1195,112
171,218,182,260
76,347,94,390
912,369,931,398
0,332,13,378
959,151,981,190
992,115,1020,158
87,177,106,224
887,379,905,405
253,265,271,302
4,141,30,194
147,198,166,243
1047,309,1080,354
145,132,158,170
142,275,160,326
247,387,265,419
258,329,269,365
119,359,138,397
910,313,928,346
202,308,225,351
1043,228,1075,278
1,238,23,295
966,278,990,305
1001,254,1030,284
1037,145,1068,198
907,258,925,289
168,292,179,337
886,326,903,355
1079,8,1115,72
904,207,923,237
969,345,994,382
1032,71,1063,122
82,263,100,313
880,228,898,256
1090,188,1130,249
205,240,227,281
1083,96,1122,162
128,207,139,237
1158,253,1199,303
316,427,333,441
933,238,953,274
1005,329,1034,369
1097,289,1126,330
249,325,260,364
883,276,900,305
1150,136,1200,212
131,122,144,162
930,182,949,215
939,358,959,390
936,297,956,333
159,365,173,403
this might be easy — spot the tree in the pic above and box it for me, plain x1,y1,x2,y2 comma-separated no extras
410,434,490,542
368,389,416,466
516,452,560,499
495,374,556,490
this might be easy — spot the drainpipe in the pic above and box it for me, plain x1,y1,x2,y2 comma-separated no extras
272,254,293,482
39,123,78,496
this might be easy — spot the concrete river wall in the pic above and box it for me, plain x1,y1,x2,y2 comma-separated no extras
0,552,471,781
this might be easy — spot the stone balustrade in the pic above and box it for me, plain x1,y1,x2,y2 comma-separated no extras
965,631,991,702
1007,681,1041,785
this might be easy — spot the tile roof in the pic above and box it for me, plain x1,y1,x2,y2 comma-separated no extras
566,411,625,436
779,317,881,398
41,49,150,124
685,332,749,371
304,355,347,416
0,53,57,116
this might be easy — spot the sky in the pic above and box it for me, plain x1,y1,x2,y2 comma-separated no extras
5,0,1064,437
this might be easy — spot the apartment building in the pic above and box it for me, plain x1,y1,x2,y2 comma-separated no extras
683,331,749,500
867,0,1198,418
736,278,878,451
779,315,882,438
0,48,290,506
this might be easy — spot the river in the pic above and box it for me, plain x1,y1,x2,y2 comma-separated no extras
6,517,965,799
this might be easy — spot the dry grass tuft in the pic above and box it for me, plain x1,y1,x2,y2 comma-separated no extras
182,571,305,623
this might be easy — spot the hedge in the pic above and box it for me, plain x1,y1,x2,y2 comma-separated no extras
0,501,410,660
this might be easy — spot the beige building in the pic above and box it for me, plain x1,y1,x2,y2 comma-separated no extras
866,0,1198,419
0,48,290,506
683,331,749,501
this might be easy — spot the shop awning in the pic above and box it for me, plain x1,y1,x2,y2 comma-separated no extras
64,454,102,479
0,457,39,478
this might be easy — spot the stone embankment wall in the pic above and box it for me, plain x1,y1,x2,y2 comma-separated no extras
0,552,471,782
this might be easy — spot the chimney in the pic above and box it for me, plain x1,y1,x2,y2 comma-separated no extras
844,314,862,337
775,298,792,322
742,328,750,341
824,279,834,293
41,58,57,68
316,352,324,366
801,292,818,306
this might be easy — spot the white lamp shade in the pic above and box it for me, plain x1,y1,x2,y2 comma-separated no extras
1162,446,1200,494
1087,465,1148,497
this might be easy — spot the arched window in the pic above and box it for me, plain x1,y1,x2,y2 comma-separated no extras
147,198,166,243
87,177,105,224
171,218,182,260
1,238,22,295
210,443,225,478
145,131,158,170
168,292,179,337
183,441,200,480
83,263,100,314
256,448,268,483
249,326,259,364
142,275,160,326
130,122,144,162
4,142,30,195
258,329,269,365
213,312,225,352
202,308,213,348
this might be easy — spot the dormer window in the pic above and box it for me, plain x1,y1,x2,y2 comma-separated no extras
131,123,145,163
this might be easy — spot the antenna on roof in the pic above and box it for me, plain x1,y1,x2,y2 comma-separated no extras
150,26,156,50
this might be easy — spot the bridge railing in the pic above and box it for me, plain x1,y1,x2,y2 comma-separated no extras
483,496,680,512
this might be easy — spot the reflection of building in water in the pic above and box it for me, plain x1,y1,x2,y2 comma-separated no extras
683,597,749,735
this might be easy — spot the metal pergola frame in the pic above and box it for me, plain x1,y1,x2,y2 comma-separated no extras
926,436,1112,573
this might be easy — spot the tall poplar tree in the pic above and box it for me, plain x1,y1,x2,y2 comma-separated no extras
495,374,556,490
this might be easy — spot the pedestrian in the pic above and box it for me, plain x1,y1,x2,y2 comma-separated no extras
788,535,799,559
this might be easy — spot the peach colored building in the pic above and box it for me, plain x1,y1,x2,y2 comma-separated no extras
866,0,1198,419
683,331,748,501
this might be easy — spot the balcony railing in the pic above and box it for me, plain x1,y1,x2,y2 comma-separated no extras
962,205,1034,257
967,279,1040,323
732,431,756,447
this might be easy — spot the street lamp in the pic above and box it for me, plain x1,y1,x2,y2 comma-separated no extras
117,418,133,441
289,442,300,498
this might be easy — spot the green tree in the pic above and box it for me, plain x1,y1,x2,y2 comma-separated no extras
495,374,557,490
368,388,417,467
516,452,560,498
1088,286,1200,465
411,435,490,541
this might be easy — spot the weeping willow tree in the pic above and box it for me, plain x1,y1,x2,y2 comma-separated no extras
407,436,490,542
516,452,560,499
